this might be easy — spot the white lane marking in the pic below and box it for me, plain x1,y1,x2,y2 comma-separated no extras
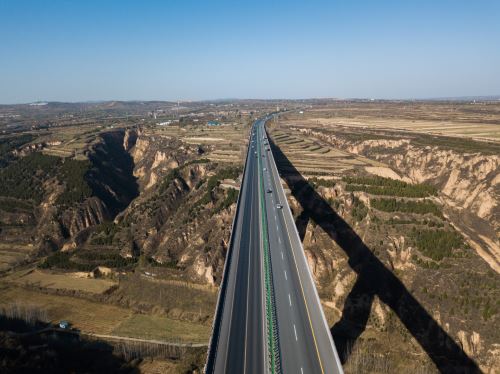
301,368,304,374
294,324,298,341
278,236,281,244
281,251,283,259
284,270,287,280
288,293,292,306
276,224,279,230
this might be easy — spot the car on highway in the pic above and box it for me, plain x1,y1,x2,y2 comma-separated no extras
263,167,267,171
276,204,283,209
266,189,272,193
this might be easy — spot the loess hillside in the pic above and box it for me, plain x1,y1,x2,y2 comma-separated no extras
0,100,498,373
268,104,499,373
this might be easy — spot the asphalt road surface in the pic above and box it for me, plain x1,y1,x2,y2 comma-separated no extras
207,117,343,374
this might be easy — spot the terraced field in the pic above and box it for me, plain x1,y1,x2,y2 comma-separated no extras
0,286,131,334
0,243,32,272
282,101,500,141
6,269,117,294
268,128,383,177
0,285,210,343
152,123,247,164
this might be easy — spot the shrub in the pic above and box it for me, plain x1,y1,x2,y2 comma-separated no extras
216,188,239,213
411,228,465,261
0,152,92,205
371,198,441,217
351,196,368,222
343,176,437,197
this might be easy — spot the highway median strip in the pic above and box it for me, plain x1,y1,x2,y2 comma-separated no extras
258,129,281,374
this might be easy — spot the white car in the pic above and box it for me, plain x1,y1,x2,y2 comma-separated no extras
276,204,283,209
263,167,267,171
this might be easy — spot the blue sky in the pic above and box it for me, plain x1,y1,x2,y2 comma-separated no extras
0,0,499,103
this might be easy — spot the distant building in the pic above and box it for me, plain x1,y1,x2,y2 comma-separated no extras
207,120,221,126
157,120,179,126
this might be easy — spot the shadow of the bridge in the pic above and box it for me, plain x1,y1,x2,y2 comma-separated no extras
269,138,480,373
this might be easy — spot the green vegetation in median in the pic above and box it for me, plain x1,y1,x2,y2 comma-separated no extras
343,176,437,197
258,128,278,373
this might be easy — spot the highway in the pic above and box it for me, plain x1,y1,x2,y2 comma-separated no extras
206,117,343,374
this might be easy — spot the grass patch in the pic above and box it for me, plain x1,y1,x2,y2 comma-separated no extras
11,270,116,294
0,197,34,213
112,314,211,343
0,286,131,334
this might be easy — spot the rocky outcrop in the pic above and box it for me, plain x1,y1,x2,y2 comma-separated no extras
457,330,482,358
387,235,414,271
61,197,111,237
123,128,138,152
293,127,500,273
129,134,200,191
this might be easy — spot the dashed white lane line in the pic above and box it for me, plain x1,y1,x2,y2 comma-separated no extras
288,293,292,306
278,236,281,244
294,324,298,341
284,270,287,280
281,251,284,259
301,368,304,374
